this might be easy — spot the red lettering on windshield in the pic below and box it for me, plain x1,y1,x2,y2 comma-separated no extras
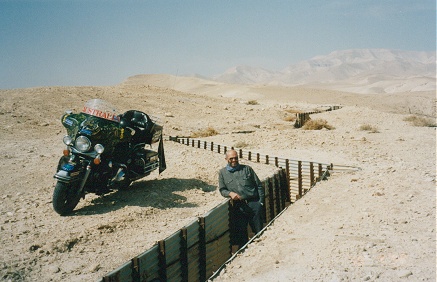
82,106,120,122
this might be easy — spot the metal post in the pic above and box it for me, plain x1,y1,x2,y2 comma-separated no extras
158,240,167,281
310,162,314,187
199,217,206,282
285,159,291,204
298,161,302,199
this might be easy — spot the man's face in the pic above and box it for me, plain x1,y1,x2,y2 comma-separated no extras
226,151,239,167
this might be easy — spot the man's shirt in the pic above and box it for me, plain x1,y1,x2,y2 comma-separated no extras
218,164,264,203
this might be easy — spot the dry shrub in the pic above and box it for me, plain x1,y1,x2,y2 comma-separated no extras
285,109,304,114
247,100,259,105
359,124,379,133
283,115,296,122
302,119,334,130
233,141,249,148
2,269,25,281
190,127,219,138
403,115,436,127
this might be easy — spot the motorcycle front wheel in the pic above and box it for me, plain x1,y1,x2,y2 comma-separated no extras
52,181,81,215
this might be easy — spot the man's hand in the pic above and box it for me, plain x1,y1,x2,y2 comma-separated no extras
228,192,241,200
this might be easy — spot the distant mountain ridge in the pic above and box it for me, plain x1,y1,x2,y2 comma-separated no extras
212,49,436,93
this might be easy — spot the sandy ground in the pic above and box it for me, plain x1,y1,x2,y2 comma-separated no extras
0,75,435,281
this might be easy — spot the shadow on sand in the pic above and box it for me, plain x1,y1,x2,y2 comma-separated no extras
70,177,216,215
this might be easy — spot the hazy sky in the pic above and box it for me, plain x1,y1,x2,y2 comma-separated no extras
1,0,435,89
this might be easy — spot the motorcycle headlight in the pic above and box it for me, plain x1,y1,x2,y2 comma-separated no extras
94,144,104,154
75,136,91,152
63,135,73,146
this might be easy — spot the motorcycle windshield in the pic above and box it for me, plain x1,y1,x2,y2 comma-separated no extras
82,99,120,123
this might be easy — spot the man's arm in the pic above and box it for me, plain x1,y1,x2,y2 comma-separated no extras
251,167,264,204
218,169,230,197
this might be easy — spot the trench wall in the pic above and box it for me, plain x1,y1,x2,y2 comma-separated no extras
102,168,288,282
101,135,337,281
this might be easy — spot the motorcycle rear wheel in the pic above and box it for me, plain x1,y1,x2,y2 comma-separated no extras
52,181,81,215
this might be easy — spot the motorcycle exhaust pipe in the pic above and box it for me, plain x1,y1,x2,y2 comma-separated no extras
111,164,128,183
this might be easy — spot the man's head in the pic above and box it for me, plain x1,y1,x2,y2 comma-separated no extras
225,150,239,168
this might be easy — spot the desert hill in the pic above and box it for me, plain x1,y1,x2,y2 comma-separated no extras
0,74,435,281
212,49,436,94
123,74,435,117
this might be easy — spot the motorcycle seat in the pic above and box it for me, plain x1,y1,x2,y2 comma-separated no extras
120,110,153,144
121,110,150,130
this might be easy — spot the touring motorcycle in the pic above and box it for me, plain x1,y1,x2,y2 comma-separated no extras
53,99,166,215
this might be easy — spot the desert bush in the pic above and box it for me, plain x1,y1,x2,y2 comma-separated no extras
302,119,334,130
283,115,296,122
403,115,436,127
247,100,259,105
2,268,26,281
233,141,249,148
190,127,219,138
359,124,379,133
285,109,303,114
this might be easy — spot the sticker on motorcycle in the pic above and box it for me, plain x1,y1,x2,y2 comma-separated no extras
62,164,75,171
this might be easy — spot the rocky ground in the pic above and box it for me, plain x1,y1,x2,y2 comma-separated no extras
0,76,435,281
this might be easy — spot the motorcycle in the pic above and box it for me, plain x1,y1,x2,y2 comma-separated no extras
53,99,166,215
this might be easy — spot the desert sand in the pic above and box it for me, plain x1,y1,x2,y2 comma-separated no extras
0,75,435,281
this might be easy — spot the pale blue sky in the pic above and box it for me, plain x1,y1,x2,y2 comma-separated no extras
1,0,435,89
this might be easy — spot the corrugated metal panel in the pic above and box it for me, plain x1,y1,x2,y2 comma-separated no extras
102,166,294,282
164,230,181,266
187,244,201,282
273,174,281,215
135,244,160,282
185,219,200,248
263,179,272,222
263,178,270,197
203,200,229,242
166,260,183,282
205,232,231,277
102,261,132,282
